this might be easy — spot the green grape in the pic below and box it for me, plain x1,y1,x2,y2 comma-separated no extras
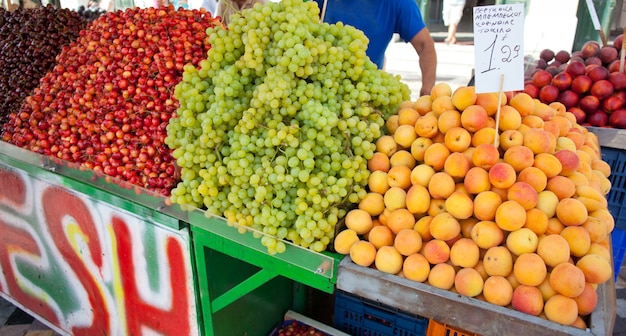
167,0,409,254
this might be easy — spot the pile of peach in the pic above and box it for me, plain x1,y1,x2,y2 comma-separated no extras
334,83,616,329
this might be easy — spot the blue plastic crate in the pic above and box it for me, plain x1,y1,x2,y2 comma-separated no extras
613,227,626,281
334,290,428,336
601,147,626,229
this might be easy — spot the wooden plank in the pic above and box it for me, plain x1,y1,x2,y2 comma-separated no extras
337,257,615,336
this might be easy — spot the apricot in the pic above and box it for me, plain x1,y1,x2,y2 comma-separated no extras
345,209,373,235
560,226,591,258
573,282,598,316
367,225,395,249
375,245,404,275
536,234,570,267
394,229,423,256
333,229,360,254
555,197,588,226
576,254,612,284
511,285,544,316
349,240,377,267
428,263,456,290
495,200,527,231
544,295,579,325
483,275,513,306
358,192,385,216
430,212,461,241
550,262,586,297
403,253,431,282
450,238,480,268
513,252,547,286
387,208,416,235
483,246,513,277
454,267,484,297
422,239,451,264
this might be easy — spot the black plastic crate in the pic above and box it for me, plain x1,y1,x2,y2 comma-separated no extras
334,290,428,336
601,147,626,229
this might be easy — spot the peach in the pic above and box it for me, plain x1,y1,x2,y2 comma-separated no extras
544,295,579,325
423,142,450,171
428,263,456,290
555,197,588,226
386,114,400,134
476,91,507,116
573,282,598,316
537,234,571,267
405,184,431,215
333,229,360,254
428,199,447,217
403,253,431,282
538,275,558,302
394,124,418,149
376,135,398,156
387,165,412,189
428,172,456,199
533,152,563,178
506,228,539,256
368,170,390,195
499,129,525,150
461,105,489,133
472,143,500,170
546,175,576,200
431,96,456,116
422,239,451,264
450,238,480,268
507,181,538,210
390,150,417,169
523,128,553,155
483,275,513,306
553,149,580,177
349,240,377,267
524,208,549,236
488,162,517,190
430,82,453,99
576,254,612,284
452,85,477,111
503,145,535,172
522,115,545,129
367,225,395,249
410,164,435,187
414,216,434,241
368,152,391,172
410,137,433,162
536,190,559,218
397,106,421,126
517,166,548,193
359,192,386,216
471,127,497,147
473,191,502,221
436,109,462,135
575,184,608,212
495,200,527,231
483,246,513,277
444,152,471,180
509,92,535,117
513,252,547,286
415,113,440,138
394,228,423,256
498,105,522,131
470,220,504,249
383,186,407,211
430,212,461,241
387,208,416,234
454,267,484,297
464,166,492,194
550,262,586,297
546,217,565,235
375,245,404,274
561,225,591,257
414,95,433,115
345,209,374,235
444,191,474,219
511,285,544,316
443,126,472,153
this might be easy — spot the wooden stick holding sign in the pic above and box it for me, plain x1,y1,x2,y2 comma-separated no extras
493,74,505,148
320,0,328,22
585,0,608,47
621,27,626,73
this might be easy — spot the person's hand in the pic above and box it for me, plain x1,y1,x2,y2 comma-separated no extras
419,87,431,96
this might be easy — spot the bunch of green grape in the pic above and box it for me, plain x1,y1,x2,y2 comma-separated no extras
165,0,410,254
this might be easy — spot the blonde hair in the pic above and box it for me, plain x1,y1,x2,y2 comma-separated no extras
216,0,267,25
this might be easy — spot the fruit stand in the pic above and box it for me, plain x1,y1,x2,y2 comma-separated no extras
1,0,625,335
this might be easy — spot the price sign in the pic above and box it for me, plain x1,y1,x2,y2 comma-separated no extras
473,4,525,93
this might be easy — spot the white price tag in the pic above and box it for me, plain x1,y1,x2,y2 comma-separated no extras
473,4,525,94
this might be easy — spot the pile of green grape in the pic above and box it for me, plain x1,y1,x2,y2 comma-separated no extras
165,0,410,254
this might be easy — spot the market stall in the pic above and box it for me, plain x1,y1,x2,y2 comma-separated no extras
0,0,624,335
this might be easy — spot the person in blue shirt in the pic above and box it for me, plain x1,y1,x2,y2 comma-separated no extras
312,0,437,96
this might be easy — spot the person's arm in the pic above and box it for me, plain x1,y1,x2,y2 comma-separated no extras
409,28,437,96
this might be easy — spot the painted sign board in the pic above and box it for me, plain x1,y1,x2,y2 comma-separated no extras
0,162,198,336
